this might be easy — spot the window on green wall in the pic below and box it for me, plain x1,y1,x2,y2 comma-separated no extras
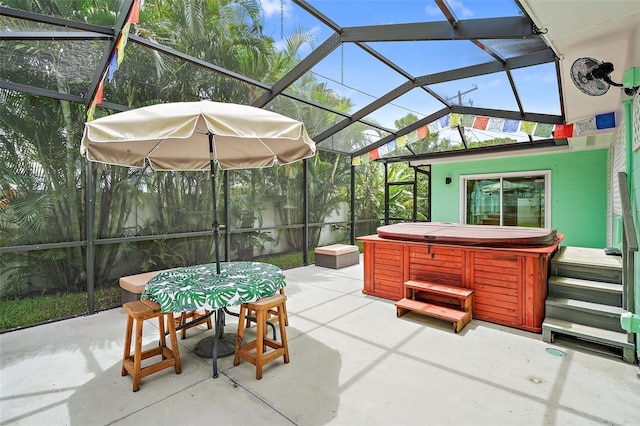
461,171,550,228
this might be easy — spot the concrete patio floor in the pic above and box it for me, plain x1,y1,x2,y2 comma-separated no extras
1,259,640,426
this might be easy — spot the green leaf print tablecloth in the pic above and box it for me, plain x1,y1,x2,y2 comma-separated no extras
140,261,286,313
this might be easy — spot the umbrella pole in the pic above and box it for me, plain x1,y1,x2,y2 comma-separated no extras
209,133,221,275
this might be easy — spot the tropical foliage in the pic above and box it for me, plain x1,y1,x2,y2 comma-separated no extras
0,0,383,310
0,1,436,334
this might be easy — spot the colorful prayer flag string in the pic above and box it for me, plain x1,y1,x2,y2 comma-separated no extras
349,110,617,166
87,1,142,120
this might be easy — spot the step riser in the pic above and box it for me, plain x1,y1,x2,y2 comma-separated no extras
548,284,622,307
542,318,636,363
550,263,621,284
542,326,636,363
545,305,624,333
414,293,463,309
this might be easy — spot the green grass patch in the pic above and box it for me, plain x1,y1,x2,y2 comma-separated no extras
257,246,361,269
255,250,316,270
0,286,121,332
0,249,362,332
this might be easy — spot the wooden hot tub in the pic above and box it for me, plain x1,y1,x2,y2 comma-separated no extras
357,222,563,332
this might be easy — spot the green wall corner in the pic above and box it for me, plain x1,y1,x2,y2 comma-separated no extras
431,149,608,248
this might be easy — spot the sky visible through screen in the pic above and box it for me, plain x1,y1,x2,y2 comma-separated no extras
257,0,561,145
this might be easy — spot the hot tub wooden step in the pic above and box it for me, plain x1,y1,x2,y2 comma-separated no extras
395,298,472,333
404,280,473,311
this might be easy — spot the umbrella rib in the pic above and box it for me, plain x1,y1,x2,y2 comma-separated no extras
209,132,217,164
147,138,167,164
259,137,279,164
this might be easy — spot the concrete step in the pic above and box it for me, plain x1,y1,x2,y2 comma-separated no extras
548,276,622,307
542,317,636,363
550,246,622,283
545,297,626,332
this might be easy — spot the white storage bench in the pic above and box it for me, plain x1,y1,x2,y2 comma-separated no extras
314,244,360,269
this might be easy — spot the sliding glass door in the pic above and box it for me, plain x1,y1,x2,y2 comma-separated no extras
463,172,549,227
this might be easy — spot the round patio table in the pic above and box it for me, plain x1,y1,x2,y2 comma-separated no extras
141,261,286,378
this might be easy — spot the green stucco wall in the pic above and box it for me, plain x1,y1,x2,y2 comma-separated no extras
628,96,640,355
430,149,608,248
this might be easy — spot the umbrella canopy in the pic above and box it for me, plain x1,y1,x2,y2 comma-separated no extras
81,100,316,170
81,100,316,276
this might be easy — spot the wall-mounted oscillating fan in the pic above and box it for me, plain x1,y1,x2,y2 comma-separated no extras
569,57,640,97
570,57,618,96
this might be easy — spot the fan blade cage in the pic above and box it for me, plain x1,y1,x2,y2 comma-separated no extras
570,57,610,96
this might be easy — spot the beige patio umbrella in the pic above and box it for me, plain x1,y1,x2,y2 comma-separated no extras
82,100,316,368
81,100,316,273
82,100,315,171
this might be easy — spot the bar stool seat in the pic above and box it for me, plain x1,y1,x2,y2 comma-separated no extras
234,293,290,379
121,300,182,392
245,287,289,328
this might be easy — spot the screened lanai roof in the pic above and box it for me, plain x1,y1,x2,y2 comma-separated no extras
1,1,637,163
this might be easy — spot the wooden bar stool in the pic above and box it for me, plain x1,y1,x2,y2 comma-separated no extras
120,270,211,339
121,300,182,392
175,309,212,339
234,293,290,379
245,287,289,328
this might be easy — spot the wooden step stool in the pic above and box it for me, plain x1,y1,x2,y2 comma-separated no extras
395,280,474,333
121,300,182,392
234,294,290,379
